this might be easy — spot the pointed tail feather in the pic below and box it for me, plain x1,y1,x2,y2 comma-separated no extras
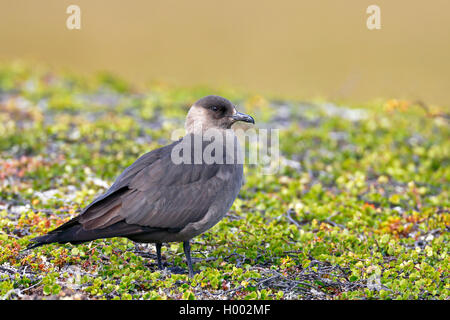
24,221,158,251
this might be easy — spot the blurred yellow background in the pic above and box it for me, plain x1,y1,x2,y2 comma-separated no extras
0,0,449,105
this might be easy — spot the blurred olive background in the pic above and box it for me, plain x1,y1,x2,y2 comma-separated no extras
0,0,449,105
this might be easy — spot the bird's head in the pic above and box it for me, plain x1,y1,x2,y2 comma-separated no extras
185,95,255,133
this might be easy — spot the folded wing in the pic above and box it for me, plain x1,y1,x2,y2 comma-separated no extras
76,138,235,232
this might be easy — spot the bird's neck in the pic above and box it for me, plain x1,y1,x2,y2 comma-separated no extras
185,119,230,136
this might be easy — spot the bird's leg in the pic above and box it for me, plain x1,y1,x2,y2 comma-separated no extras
155,243,163,270
183,241,194,278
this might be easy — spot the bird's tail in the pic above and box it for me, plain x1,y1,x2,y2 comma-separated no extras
24,233,63,251
22,217,81,252
23,220,157,252
24,241,46,251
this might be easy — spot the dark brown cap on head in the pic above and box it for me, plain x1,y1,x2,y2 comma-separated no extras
194,95,234,111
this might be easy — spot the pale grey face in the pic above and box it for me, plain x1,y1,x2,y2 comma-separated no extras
185,95,255,132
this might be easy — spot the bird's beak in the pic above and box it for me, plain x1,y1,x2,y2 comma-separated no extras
231,112,255,124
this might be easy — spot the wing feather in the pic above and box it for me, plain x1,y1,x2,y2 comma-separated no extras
76,136,239,232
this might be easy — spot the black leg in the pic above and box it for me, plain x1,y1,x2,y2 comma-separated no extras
183,241,194,278
156,243,163,270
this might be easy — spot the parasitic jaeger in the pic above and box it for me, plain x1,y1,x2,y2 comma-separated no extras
26,95,255,277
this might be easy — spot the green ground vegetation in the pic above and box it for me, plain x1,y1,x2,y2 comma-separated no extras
0,62,448,300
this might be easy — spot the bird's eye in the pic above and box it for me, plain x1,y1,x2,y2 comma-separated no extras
210,106,219,112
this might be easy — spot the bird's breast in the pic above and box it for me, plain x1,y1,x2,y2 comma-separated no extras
177,164,243,240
